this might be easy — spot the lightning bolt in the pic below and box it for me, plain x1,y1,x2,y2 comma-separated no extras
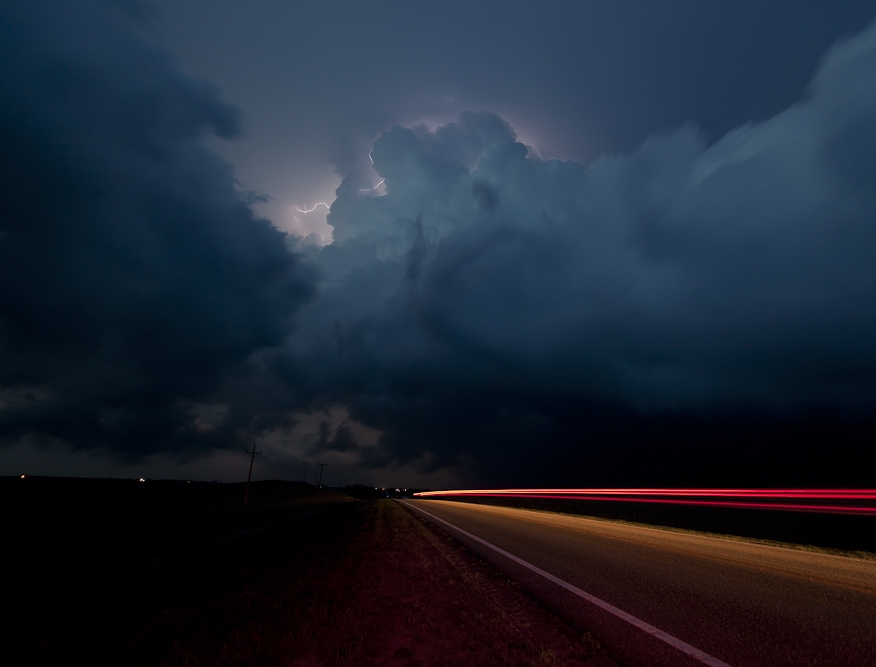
359,178,385,194
357,148,386,193
294,202,330,214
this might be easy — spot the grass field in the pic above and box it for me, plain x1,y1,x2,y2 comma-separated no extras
1,477,612,666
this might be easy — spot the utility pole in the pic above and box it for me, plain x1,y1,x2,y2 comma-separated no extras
316,462,328,487
243,446,262,506
302,461,309,484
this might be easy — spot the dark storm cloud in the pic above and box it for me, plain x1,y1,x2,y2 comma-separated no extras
289,23,876,486
4,1,875,487
0,0,313,456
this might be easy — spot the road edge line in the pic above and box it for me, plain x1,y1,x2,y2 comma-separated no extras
399,500,733,667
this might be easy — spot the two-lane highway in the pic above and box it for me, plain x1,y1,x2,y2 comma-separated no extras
401,499,876,667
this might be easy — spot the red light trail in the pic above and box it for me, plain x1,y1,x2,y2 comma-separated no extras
412,488,876,516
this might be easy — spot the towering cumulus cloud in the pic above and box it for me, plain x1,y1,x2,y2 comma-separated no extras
288,23,876,486
0,1,313,458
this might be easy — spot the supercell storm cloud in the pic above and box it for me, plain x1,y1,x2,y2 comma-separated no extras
1,0,875,486
287,27,876,485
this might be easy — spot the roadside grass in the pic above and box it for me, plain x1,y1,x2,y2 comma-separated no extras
343,501,606,666
2,481,612,666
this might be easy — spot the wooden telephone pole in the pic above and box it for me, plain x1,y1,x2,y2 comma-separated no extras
243,446,262,506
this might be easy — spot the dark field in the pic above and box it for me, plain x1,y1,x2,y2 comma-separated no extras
2,476,351,601
1,476,612,666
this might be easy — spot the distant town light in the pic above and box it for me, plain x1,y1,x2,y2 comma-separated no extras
139,477,146,482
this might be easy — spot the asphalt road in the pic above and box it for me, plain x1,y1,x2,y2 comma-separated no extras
401,499,876,667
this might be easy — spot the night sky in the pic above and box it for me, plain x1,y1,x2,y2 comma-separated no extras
2,0,875,488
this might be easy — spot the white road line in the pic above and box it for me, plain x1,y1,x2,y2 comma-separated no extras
400,500,733,667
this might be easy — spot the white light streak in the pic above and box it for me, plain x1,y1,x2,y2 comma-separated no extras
359,178,385,194
294,202,330,214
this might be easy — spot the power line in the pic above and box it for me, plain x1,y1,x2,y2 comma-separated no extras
0,365,235,450
0,367,109,404
0,366,274,472
0,365,196,431
0,394,98,421
0,386,138,430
